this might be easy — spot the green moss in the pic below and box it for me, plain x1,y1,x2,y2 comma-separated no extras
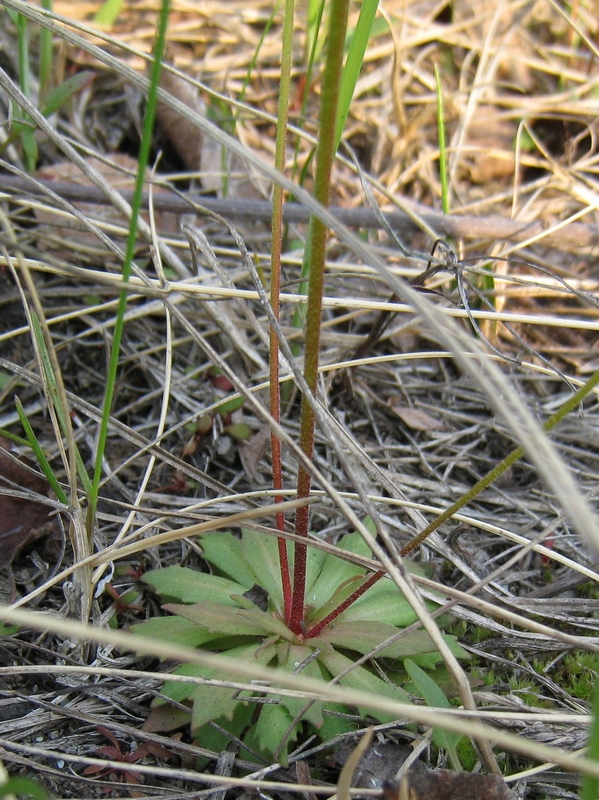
507,675,552,708
558,652,599,703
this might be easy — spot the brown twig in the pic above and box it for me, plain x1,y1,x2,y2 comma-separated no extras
1,173,597,250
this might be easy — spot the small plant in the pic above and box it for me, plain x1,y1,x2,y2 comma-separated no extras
83,726,173,795
3,3,94,171
131,0,467,765
133,526,467,762
133,0,599,769
181,373,252,459
102,583,145,630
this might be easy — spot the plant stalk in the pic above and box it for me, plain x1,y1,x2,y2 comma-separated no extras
288,0,350,636
270,0,296,621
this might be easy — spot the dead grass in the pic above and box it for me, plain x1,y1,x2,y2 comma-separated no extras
0,0,598,798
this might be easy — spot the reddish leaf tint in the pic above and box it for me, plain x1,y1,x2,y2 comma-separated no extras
208,373,235,392
83,725,174,797
382,764,514,800
0,436,55,569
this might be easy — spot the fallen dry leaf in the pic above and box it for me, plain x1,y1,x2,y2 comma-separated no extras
387,399,448,432
383,763,515,800
0,436,55,569
335,737,412,790
156,65,205,171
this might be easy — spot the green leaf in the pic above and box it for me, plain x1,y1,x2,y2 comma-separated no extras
201,531,257,588
241,528,285,606
18,124,38,171
0,776,51,800
580,661,599,800
405,649,452,669
191,682,246,730
319,701,359,742
321,619,446,660
0,623,19,635
335,0,379,149
164,600,292,639
306,531,369,610
434,64,449,215
93,0,123,26
215,395,245,415
223,422,252,441
131,615,225,648
228,593,259,610
340,576,419,627
197,702,255,758
189,642,278,729
161,663,207,704
142,565,247,604
251,701,298,767
276,644,325,728
41,71,95,117
306,574,366,627
14,396,69,505
28,312,92,496
319,649,411,722
301,537,330,601
405,658,463,770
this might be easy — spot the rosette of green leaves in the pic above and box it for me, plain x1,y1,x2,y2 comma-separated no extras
133,529,467,762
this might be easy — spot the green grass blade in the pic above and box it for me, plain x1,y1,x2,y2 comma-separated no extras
28,312,93,498
405,658,463,770
238,0,280,105
14,396,69,505
291,0,325,186
0,429,29,449
89,0,171,524
335,0,379,149
292,0,378,339
93,0,124,27
13,10,37,171
434,63,449,215
15,12,30,99
41,70,95,117
38,0,53,101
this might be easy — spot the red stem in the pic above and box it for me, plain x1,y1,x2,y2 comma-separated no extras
273,430,292,618
269,0,296,622
288,458,313,634
305,570,384,638
270,193,292,618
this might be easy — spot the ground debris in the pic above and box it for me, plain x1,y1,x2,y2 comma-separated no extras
383,763,515,800
0,436,56,570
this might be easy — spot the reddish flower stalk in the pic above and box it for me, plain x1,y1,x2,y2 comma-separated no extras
306,570,384,638
269,0,296,623
288,460,313,635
